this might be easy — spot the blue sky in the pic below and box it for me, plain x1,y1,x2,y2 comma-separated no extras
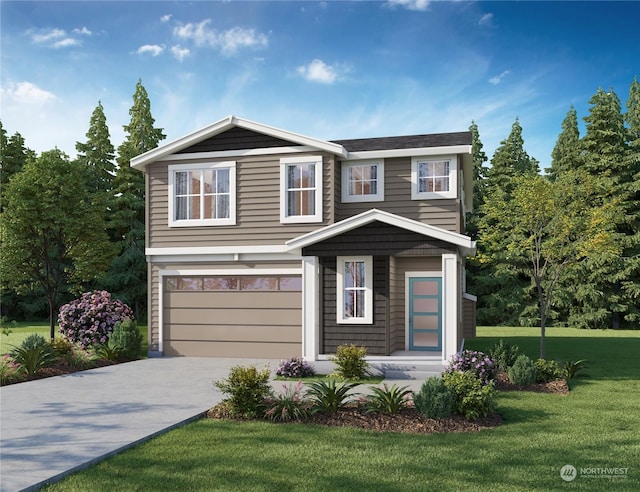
1,1,639,169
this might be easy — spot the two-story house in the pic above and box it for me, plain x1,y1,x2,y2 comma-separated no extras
132,115,477,368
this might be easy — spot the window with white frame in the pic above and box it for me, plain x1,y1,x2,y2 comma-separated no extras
411,156,457,200
168,162,236,227
336,256,373,324
341,160,384,202
280,156,323,223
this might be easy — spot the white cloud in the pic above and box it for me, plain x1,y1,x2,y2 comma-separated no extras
171,45,190,62
136,44,164,56
29,28,81,48
73,26,92,35
53,38,80,48
1,81,57,104
297,59,339,84
161,14,172,23
489,70,511,85
384,0,430,11
173,19,268,55
479,13,494,26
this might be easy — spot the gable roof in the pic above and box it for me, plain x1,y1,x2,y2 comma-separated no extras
285,209,476,256
131,115,472,171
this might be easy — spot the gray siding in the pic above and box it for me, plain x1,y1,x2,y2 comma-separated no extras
147,153,335,249
336,156,463,233
463,296,477,339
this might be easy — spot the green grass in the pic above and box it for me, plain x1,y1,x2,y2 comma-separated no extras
0,321,148,357
43,327,640,491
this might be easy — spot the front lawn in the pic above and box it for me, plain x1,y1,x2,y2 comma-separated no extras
44,327,640,491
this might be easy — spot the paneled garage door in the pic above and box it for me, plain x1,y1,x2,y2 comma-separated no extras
163,275,302,358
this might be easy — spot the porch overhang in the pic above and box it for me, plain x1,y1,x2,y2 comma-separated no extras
285,209,476,256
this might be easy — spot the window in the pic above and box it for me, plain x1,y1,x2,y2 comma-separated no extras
165,276,302,292
280,156,323,223
341,160,384,202
168,162,236,227
336,256,373,324
411,156,457,200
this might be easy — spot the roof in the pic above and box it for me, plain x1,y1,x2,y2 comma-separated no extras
332,132,472,152
286,209,476,256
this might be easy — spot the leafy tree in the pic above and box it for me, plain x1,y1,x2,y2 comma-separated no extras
0,150,115,337
0,123,35,212
547,106,581,180
104,80,165,319
75,101,116,196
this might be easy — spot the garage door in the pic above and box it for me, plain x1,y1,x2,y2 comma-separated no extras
163,275,302,358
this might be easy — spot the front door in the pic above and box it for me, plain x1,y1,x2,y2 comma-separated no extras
408,277,442,351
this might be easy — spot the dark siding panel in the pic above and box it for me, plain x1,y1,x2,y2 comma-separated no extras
321,256,389,356
178,127,300,153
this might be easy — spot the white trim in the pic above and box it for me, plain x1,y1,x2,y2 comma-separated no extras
442,254,459,363
286,208,475,256
463,292,477,302
168,161,236,227
341,159,385,203
131,115,348,170
146,245,289,256
336,256,373,324
347,145,471,160
302,257,319,360
280,155,323,224
405,271,442,352
411,155,457,200
159,146,319,162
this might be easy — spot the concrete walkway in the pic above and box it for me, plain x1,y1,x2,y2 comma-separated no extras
0,357,425,492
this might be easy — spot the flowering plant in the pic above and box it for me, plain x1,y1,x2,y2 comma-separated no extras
275,357,315,378
0,354,25,385
445,349,496,384
58,290,133,348
264,381,313,421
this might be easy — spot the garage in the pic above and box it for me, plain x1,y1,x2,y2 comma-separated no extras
162,275,302,358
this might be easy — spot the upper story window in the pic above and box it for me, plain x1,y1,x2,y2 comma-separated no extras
336,256,373,324
168,162,236,227
411,156,457,200
280,156,323,223
341,160,384,203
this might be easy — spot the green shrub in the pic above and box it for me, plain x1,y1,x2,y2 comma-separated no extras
108,318,142,360
363,383,412,414
305,379,359,413
558,359,588,379
330,344,369,380
264,381,313,422
413,376,454,419
95,344,122,362
488,339,520,372
1,354,25,384
50,337,74,358
11,333,55,360
442,371,496,421
213,365,273,418
508,355,537,387
11,345,57,375
534,358,562,383
64,346,97,370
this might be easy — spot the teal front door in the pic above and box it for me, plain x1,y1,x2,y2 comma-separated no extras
408,277,442,351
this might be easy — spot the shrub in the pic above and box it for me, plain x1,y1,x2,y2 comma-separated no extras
11,333,55,360
50,337,74,358
276,357,315,378
11,345,57,375
64,346,97,370
488,339,520,372
213,365,273,418
363,383,412,414
413,377,454,419
330,344,369,380
264,381,313,421
558,359,588,379
535,358,562,383
94,344,122,362
0,355,25,385
58,290,133,348
445,350,496,384
508,355,537,387
306,379,359,413
108,318,142,360
443,371,496,420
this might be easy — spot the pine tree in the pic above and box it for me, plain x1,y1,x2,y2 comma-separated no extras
75,101,116,195
0,124,36,212
103,80,165,320
548,106,581,180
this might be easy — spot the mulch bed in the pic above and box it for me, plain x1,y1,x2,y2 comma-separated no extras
493,371,570,394
1,359,120,386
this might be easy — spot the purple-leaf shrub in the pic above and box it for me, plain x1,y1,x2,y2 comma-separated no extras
58,291,133,348
445,349,497,385
276,357,315,378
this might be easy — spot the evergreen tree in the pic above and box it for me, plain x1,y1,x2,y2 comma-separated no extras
75,101,116,195
104,80,165,320
0,124,36,212
548,106,581,180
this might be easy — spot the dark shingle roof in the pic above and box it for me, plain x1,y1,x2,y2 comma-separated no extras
331,131,472,152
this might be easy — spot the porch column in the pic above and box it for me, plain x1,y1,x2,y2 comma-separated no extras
302,256,319,361
442,254,458,363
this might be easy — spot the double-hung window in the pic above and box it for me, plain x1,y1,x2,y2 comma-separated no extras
280,156,323,223
341,160,384,202
168,162,236,227
411,156,457,200
336,256,373,324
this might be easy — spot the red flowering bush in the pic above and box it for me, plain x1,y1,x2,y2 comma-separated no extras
58,291,133,348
